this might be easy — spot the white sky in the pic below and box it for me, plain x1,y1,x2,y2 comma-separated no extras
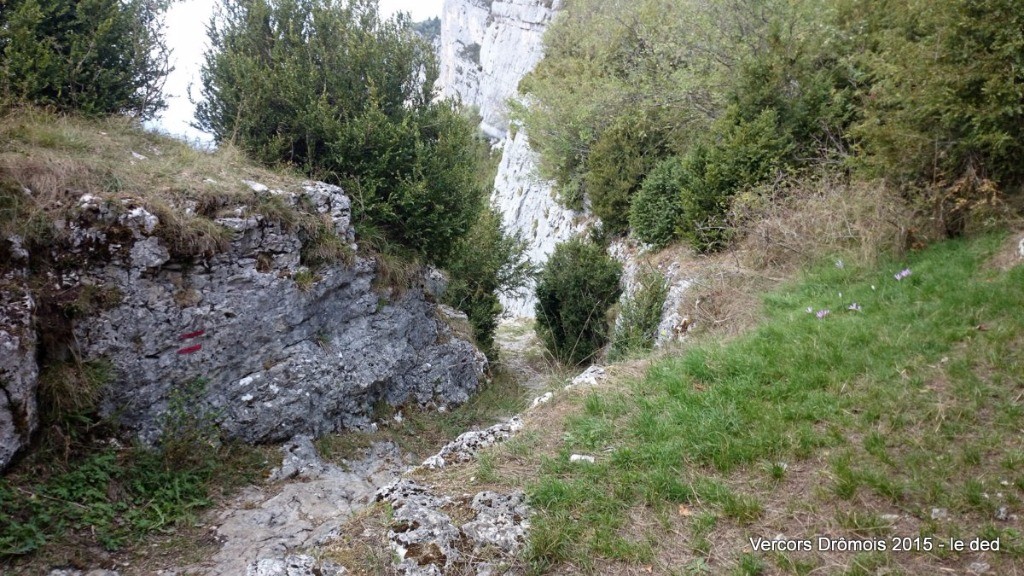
148,0,444,143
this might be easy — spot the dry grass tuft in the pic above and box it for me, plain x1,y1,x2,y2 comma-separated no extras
0,107,346,263
731,175,919,272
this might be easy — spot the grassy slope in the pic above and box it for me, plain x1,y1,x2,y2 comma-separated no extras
521,233,1023,574
387,232,1022,576
0,108,340,264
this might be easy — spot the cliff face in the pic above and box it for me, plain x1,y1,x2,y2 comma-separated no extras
0,182,485,470
439,0,561,139
439,0,586,317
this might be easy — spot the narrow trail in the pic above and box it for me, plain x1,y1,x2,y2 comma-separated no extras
135,320,554,576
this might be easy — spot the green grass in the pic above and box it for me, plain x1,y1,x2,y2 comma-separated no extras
525,233,1024,572
0,378,270,565
0,440,267,560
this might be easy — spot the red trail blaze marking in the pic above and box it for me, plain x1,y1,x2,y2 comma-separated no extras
179,330,206,340
177,344,202,355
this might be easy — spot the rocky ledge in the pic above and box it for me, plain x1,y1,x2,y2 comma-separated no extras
0,181,486,470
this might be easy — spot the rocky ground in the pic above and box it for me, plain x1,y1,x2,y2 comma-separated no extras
41,321,567,576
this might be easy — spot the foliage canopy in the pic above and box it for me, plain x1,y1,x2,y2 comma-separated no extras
197,0,484,264
0,0,171,118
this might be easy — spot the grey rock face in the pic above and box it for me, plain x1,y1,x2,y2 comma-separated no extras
439,0,564,138
0,181,486,470
74,182,483,444
0,270,38,470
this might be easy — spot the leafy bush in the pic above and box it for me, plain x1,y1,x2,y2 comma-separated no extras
630,157,685,248
0,0,170,118
846,0,1024,197
197,0,484,264
678,109,792,252
534,239,622,365
584,110,671,233
444,208,534,358
609,267,669,360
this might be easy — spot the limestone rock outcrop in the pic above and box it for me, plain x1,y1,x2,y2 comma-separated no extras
0,182,486,470
0,266,38,471
439,0,564,140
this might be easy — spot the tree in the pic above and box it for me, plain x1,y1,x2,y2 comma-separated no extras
197,0,483,263
534,239,622,365
444,208,534,358
0,0,171,118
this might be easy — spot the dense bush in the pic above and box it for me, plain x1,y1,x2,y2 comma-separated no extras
629,157,685,248
844,0,1024,202
534,239,622,365
197,0,483,264
678,109,791,252
0,0,171,118
609,267,669,360
444,208,534,359
584,111,672,233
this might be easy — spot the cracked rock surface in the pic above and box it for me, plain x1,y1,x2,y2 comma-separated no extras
184,437,408,575
421,416,524,469
0,181,486,470
0,268,37,470
375,479,530,576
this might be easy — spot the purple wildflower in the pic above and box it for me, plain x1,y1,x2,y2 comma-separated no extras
847,303,862,312
894,268,912,281
816,309,830,319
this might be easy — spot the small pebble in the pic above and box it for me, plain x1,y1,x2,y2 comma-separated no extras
968,561,991,575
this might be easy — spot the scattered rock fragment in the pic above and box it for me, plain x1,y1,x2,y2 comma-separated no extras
375,480,530,575
565,365,604,390
530,391,553,408
461,491,530,553
968,561,992,575
246,555,346,576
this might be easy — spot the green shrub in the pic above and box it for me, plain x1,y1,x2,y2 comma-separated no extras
0,0,170,118
678,109,791,252
847,0,1024,197
629,157,685,248
534,239,622,365
197,0,484,264
584,111,671,234
609,267,669,360
444,208,534,359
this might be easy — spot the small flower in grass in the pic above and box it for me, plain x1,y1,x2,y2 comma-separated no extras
847,302,862,312
806,306,814,314
835,259,845,270
894,268,912,281
816,309,830,319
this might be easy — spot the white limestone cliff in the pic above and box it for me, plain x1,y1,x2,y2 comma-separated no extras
439,0,586,317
